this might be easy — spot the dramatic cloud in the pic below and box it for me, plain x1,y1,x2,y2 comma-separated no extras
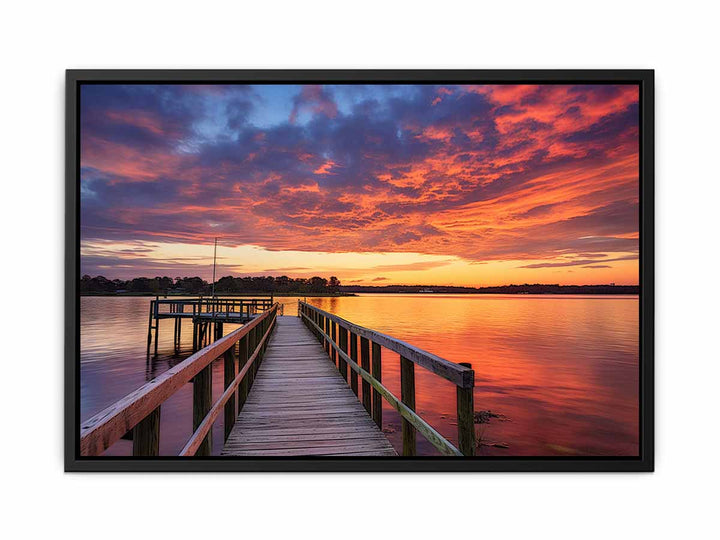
80,84,639,284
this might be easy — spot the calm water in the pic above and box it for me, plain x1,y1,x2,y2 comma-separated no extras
81,294,639,456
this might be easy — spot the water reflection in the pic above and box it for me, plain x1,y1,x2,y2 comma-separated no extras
81,294,638,456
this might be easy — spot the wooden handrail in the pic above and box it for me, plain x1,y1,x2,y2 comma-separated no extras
80,304,279,456
298,301,473,388
152,297,273,313
299,302,475,456
179,314,276,456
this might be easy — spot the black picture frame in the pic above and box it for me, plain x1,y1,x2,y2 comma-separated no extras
65,69,654,472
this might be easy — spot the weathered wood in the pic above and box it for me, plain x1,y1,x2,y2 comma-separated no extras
360,337,371,414
193,364,212,456
331,322,337,367
302,311,463,456
237,335,248,412
248,326,257,386
224,345,237,440
80,306,277,456
223,316,396,457
146,301,154,357
338,325,348,380
153,296,159,357
180,319,275,457
457,362,475,456
298,302,473,388
400,356,416,456
132,406,160,456
350,332,359,396
371,341,382,428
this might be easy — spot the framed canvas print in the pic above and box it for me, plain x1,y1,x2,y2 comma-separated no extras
65,69,653,472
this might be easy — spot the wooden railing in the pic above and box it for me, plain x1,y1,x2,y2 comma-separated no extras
152,296,274,318
80,303,280,457
298,302,475,456
147,296,274,356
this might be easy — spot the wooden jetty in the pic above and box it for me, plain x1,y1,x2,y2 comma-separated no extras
222,316,396,456
146,296,274,356
80,300,476,458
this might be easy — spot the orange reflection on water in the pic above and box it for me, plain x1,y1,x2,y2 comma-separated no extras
81,294,638,456
300,294,639,456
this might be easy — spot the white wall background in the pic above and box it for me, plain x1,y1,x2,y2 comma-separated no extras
1,1,717,538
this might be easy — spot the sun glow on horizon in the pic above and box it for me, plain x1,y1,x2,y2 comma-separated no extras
80,84,639,285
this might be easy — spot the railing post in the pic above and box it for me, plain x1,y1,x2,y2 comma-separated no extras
224,344,237,441
400,356,416,456
132,406,160,456
153,295,159,357
325,317,330,356
371,342,382,428
321,314,327,352
331,321,337,366
146,300,154,357
457,362,475,456
248,326,257,385
338,325,348,381
193,365,212,456
350,332,359,396
237,334,249,412
360,337,371,414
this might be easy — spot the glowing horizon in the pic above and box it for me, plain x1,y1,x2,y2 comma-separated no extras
80,84,639,286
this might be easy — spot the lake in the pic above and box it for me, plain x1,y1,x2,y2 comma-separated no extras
80,294,639,456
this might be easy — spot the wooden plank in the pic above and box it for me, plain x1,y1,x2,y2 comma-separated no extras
222,316,396,457
179,316,277,457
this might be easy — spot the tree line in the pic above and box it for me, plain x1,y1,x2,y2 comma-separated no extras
80,274,342,295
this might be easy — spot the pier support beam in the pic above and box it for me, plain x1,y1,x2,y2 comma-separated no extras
237,335,249,413
360,337,371,414
350,332,359,396
456,362,475,456
153,296,159,357
400,356,416,456
133,406,161,456
224,344,237,440
193,366,212,456
371,342,382,428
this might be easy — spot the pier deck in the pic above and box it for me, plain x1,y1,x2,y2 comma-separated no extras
222,316,397,456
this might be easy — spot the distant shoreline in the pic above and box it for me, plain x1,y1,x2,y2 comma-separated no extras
81,286,639,297
80,292,357,297
339,284,639,295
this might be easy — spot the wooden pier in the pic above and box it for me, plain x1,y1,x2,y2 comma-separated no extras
146,296,274,356
222,316,396,456
80,300,476,458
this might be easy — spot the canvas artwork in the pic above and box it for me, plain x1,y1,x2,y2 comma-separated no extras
67,71,653,471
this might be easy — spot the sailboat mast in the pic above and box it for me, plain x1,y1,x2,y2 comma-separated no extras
211,237,217,297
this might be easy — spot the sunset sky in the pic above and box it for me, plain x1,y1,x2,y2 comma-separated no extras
80,83,639,286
